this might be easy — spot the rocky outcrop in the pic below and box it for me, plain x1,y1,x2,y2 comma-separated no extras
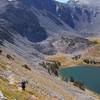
0,91,7,100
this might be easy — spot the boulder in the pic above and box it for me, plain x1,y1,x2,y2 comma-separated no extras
0,91,7,100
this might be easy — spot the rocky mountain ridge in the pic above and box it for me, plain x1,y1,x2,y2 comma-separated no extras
0,0,96,65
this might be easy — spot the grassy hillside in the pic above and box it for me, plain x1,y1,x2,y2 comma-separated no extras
44,37,100,67
0,47,99,100
82,37,100,65
0,48,73,100
45,53,74,67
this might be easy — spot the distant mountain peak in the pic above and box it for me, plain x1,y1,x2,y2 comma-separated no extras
68,0,100,7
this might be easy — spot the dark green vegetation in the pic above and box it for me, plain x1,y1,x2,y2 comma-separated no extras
22,64,31,71
83,59,100,65
39,61,61,76
61,76,85,91
73,81,85,91
59,65,100,94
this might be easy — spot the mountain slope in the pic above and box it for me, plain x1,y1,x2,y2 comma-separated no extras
0,0,94,65
0,47,99,100
60,0,100,36
0,0,100,100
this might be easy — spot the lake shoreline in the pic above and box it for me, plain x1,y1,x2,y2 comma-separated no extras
61,64,100,68
59,65,100,94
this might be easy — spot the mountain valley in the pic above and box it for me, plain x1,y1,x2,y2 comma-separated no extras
0,0,100,100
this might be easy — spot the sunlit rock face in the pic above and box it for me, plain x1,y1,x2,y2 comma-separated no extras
72,0,100,6
0,0,100,41
58,0,100,36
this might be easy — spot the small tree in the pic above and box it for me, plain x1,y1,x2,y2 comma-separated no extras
70,76,74,82
83,59,89,64
47,67,51,75
73,81,85,91
39,62,47,69
0,49,2,55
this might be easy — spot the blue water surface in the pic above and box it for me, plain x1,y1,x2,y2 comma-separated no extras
59,65,100,94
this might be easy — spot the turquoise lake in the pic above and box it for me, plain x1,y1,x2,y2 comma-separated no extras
59,65,100,94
